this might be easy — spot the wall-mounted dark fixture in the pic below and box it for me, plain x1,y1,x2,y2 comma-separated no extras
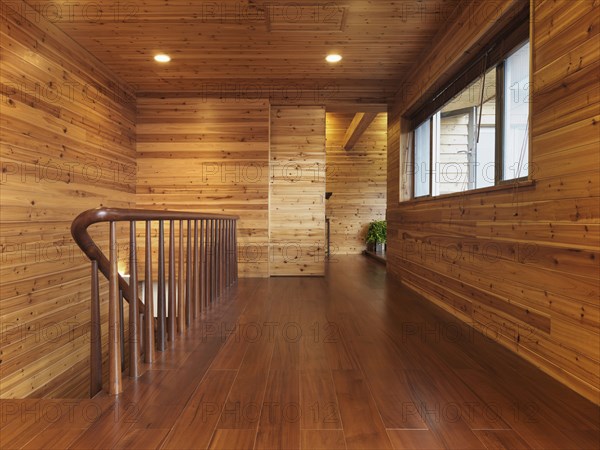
325,192,333,200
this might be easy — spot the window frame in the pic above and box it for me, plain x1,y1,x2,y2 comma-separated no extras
495,59,506,185
406,10,531,201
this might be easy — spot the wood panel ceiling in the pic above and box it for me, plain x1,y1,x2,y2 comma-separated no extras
23,0,461,102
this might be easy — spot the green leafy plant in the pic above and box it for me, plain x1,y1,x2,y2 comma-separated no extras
365,220,387,244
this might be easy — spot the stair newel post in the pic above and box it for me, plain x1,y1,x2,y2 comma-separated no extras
90,259,102,397
108,221,123,395
144,220,155,363
157,220,166,351
129,221,140,377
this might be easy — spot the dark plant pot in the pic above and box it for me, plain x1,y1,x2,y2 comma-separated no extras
367,242,375,252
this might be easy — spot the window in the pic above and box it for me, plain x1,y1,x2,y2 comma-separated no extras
503,42,530,180
414,119,431,197
411,39,530,199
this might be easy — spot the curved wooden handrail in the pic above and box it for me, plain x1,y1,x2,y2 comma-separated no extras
73,207,239,225
71,208,239,306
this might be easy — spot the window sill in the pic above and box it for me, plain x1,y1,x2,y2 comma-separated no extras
401,179,536,205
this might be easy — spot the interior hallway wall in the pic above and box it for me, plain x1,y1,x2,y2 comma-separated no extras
1,4,137,398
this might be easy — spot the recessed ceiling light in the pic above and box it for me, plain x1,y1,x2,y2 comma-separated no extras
154,54,171,63
326,54,342,63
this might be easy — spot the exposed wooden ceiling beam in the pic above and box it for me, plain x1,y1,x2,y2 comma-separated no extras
342,112,378,151
326,103,388,114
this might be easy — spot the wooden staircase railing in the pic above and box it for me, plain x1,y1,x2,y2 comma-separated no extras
71,208,238,396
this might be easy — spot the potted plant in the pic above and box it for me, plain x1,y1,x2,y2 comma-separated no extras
365,220,386,253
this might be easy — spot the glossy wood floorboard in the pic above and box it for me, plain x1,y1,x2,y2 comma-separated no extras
1,256,599,449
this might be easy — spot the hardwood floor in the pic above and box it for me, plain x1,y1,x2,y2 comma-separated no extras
1,256,598,449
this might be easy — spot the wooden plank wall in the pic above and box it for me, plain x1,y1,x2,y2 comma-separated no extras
325,113,387,255
0,5,136,398
136,99,271,277
270,106,326,275
387,0,600,404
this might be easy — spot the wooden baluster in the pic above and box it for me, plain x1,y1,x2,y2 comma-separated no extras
207,219,212,305
223,220,227,288
216,219,221,299
218,221,223,296
221,221,226,293
230,220,234,286
220,221,223,291
108,221,122,395
228,220,233,285
222,220,227,288
205,219,210,306
211,219,216,304
119,289,125,371
200,220,205,312
168,220,176,342
234,220,238,282
222,221,226,291
227,219,232,287
206,219,214,304
219,220,226,294
193,220,199,319
129,221,140,377
157,221,166,351
202,220,209,309
185,220,192,328
90,260,102,397
216,220,220,298
200,220,205,310
215,220,220,299
224,220,229,287
144,221,155,363
178,220,184,333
